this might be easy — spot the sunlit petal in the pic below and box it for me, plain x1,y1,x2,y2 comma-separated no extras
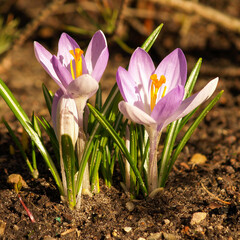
85,30,109,82
116,66,145,111
51,56,73,90
151,85,185,124
155,48,187,93
34,42,62,87
163,77,219,128
119,101,156,126
57,32,80,67
128,48,155,106
67,74,99,99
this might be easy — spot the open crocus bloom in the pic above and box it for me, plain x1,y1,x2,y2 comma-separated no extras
117,47,218,133
34,30,109,130
117,47,218,192
34,31,109,200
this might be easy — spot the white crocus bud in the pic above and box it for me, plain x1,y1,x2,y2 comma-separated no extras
56,95,79,144
56,95,79,197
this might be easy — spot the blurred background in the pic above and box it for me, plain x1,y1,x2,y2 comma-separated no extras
0,0,240,121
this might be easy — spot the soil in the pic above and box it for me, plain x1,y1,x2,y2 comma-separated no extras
0,0,239,239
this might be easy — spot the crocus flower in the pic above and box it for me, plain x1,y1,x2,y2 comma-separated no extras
34,30,109,132
116,47,218,192
34,31,109,202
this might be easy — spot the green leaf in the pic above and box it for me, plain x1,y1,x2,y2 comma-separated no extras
42,83,53,116
0,79,63,195
61,134,76,209
95,83,102,111
163,90,224,185
158,58,203,187
2,118,34,174
31,113,40,177
87,103,148,196
184,58,202,98
141,24,163,52
37,116,59,161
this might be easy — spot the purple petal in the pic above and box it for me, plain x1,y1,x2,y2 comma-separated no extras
155,48,187,93
80,55,89,75
151,85,185,124
51,56,72,90
34,41,61,86
119,101,156,126
117,66,145,111
51,89,64,132
57,33,80,67
128,48,155,106
163,77,219,128
84,30,109,82
67,74,99,99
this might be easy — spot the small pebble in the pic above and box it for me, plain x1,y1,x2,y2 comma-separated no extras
225,135,236,144
43,236,57,240
162,232,179,240
189,153,207,165
147,232,162,240
13,225,19,231
190,212,207,225
112,229,119,237
225,166,235,174
123,227,132,233
126,201,135,212
163,219,170,225
195,226,204,233
216,224,223,230
105,233,111,239
138,218,147,230
0,220,6,236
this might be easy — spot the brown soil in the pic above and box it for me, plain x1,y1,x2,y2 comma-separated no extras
0,0,239,239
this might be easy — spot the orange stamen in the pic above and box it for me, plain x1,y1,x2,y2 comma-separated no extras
69,48,84,79
150,74,166,111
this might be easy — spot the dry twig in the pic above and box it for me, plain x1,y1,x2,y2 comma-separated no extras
147,0,240,34
201,182,231,205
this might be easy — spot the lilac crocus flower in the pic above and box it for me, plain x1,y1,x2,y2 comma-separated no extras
34,31,109,202
116,47,218,193
34,30,109,132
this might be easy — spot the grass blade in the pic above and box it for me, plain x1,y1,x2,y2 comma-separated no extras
87,103,148,196
0,79,63,195
158,58,203,187
164,90,224,185
42,83,53,116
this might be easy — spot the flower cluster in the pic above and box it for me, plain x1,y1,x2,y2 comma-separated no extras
31,29,220,207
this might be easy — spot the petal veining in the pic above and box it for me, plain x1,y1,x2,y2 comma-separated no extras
155,48,187,93
162,77,219,128
57,33,80,67
34,42,62,87
128,48,155,106
85,30,109,82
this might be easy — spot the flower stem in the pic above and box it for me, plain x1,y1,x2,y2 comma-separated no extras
75,98,90,192
146,127,161,193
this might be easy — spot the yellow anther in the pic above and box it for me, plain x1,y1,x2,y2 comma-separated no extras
69,48,84,79
161,86,167,98
150,74,167,111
